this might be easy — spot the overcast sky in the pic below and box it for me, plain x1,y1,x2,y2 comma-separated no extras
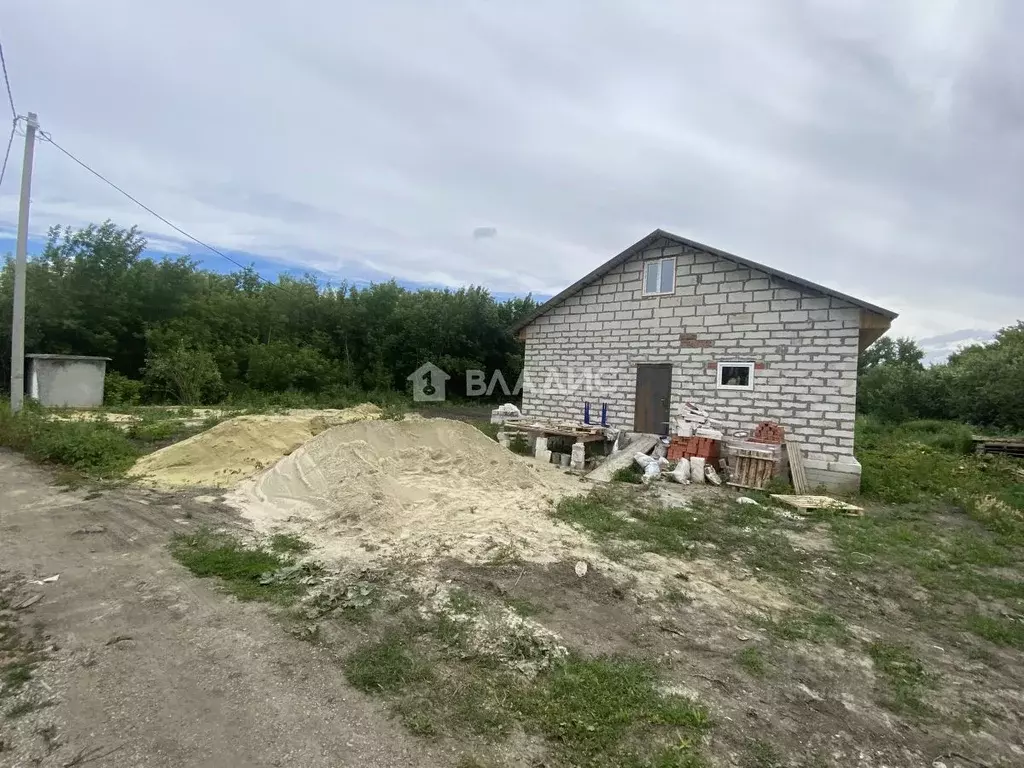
1,0,1021,338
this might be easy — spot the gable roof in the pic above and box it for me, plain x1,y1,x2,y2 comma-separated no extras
512,229,898,332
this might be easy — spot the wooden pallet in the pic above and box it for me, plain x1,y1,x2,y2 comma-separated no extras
785,440,809,494
727,448,777,490
770,494,863,515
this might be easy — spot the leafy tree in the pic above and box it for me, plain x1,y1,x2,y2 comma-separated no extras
143,343,224,405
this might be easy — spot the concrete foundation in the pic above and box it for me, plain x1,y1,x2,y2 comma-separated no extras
803,456,862,493
26,354,111,408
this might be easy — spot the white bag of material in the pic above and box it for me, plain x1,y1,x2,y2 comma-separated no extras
658,457,670,469
634,453,657,469
497,403,522,417
642,462,661,484
690,456,706,484
669,458,691,484
704,464,723,486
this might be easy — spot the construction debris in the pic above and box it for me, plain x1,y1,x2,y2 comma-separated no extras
785,440,810,494
587,434,660,482
770,494,863,515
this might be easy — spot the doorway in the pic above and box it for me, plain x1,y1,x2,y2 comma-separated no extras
633,364,672,435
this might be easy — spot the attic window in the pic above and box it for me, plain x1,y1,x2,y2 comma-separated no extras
717,361,754,391
642,258,675,296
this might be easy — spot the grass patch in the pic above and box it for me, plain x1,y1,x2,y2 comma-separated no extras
269,533,311,555
743,740,784,768
344,632,435,693
446,588,481,615
963,614,1024,649
170,530,315,603
756,610,850,645
472,421,501,441
517,656,711,765
343,609,712,767
0,406,139,478
0,662,34,695
612,463,644,484
5,699,53,719
507,432,532,456
866,641,935,716
554,488,811,582
504,597,547,617
736,647,767,677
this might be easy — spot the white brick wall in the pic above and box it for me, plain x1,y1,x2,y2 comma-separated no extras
519,238,862,466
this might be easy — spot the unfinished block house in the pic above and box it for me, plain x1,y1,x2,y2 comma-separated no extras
513,230,897,491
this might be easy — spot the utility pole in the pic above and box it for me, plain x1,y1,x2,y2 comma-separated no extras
10,111,37,414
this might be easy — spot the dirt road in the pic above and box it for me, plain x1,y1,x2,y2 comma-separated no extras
0,449,449,768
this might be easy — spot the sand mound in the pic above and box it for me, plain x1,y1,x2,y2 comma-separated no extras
226,417,591,565
129,404,382,489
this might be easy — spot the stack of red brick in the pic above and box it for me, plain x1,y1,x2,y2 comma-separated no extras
668,436,721,463
750,421,785,445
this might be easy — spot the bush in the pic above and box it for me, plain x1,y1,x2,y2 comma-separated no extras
508,432,532,456
0,407,138,477
104,371,143,406
143,343,223,405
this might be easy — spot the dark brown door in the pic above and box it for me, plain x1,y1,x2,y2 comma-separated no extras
633,364,672,434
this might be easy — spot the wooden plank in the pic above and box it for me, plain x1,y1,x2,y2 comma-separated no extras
770,494,863,515
785,440,809,494
587,434,660,482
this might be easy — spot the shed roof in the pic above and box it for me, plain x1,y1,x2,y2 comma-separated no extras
26,354,112,361
512,229,898,332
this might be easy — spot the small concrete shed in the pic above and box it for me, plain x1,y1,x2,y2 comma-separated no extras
26,354,111,408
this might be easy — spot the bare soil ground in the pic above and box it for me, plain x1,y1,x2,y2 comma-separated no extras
2,437,1022,767
0,449,452,768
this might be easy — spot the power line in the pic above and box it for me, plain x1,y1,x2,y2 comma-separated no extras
0,33,15,120
0,117,14,189
40,133,282,288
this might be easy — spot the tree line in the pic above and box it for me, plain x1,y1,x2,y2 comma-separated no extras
0,223,536,404
857,325,1024,432
2,221,1021,432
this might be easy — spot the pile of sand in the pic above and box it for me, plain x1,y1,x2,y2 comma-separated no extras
129,405,382,489
226,417,591,565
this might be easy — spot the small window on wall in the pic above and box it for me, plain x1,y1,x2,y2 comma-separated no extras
718,361,754,391
642,258,675,296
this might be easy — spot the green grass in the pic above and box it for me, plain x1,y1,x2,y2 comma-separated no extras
866,641,935,716
269,533,311,554
343,610,712,767
963,614,1024,649
756,610,850,646
517,656,711,765
506,432,532,456
504,597,547,617
472,421,501,441
1,662,34,695
554,488,811,582
169,530,316,603
0,405,139,478
742,740,784,768
5,699,53,719
736,647,767,677
344,632,434,693
612,463,644,483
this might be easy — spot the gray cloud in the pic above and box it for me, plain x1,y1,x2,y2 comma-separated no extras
1,0,1020,337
